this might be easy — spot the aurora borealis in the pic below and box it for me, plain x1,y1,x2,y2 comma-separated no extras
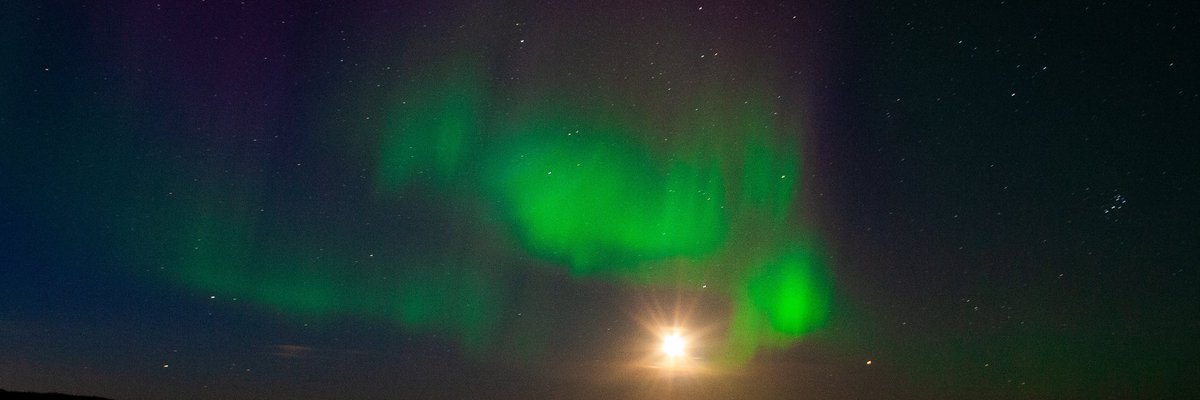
3,1,1198,399
172,12,832,364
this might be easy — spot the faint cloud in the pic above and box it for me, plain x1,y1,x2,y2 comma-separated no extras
268,344,367,359
271,344,315,359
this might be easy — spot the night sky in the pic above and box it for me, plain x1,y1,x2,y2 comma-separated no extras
2,1,1197,399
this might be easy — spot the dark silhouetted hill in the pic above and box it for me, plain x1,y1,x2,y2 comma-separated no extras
0,389,113,400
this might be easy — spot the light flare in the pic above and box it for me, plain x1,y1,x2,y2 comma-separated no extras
662,330,687,358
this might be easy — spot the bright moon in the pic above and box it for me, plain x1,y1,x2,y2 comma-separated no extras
662,330,686,358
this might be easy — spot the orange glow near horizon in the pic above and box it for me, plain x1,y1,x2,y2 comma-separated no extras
624,291,720,376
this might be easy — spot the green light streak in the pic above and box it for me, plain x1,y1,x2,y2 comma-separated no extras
485,112,727,276
746,247,831,336
175,210,507,355
721,245,832,364
153,41,829,366
377,55,485,189
475,92,830,363
741,132,800,219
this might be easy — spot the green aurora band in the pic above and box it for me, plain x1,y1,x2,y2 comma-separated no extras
374,53,830,363
156,32,831,366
